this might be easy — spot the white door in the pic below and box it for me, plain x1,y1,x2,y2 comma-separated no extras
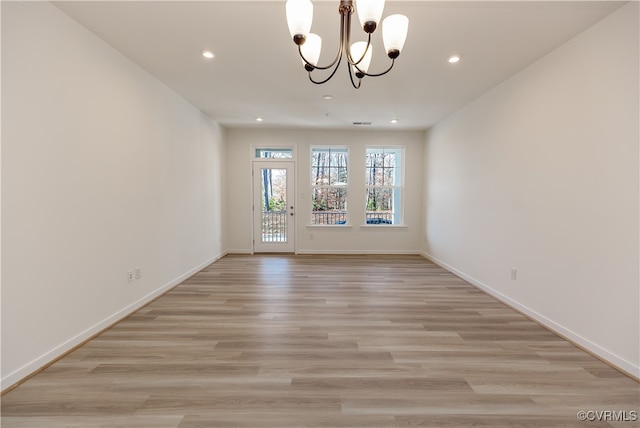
253,162,295,252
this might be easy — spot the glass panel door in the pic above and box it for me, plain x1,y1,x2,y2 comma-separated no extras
253,162,295,252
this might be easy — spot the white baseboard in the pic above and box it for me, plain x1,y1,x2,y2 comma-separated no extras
296,250,421,255
420,252,639,379
227,249,422,256
1,251,227,392
226,249,254,254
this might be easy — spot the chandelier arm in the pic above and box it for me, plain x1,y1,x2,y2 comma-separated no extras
344,22,361,89
297,7,349,71
347,61,362,89
346,33,373,67
344,9,354,63
309,55,344,85
354,58,396,78
341,4,374,68
298,43,342,71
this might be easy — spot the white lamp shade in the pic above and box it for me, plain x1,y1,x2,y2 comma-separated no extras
355,0,385,28
286,0,313,39
350,41,372,74
301,33,322,66
382,14,409,54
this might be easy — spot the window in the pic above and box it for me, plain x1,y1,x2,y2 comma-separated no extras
255,148,293,159
365,147,403,225
311,147,348,225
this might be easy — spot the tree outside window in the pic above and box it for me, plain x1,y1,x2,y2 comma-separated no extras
365,147,403,225
311,147,348,225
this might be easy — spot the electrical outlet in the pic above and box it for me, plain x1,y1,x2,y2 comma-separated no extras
510,268,518,280
135,267,142,280
127,270,134,283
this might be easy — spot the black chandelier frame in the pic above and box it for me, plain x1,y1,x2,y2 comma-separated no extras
292,0,400,89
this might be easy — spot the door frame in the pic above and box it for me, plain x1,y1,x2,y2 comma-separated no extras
252,161,296,253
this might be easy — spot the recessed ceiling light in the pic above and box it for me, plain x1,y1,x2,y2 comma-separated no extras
448,55,461,64
256,117,264,122
201,50,215,60
390,119,398,124
323,95,333,100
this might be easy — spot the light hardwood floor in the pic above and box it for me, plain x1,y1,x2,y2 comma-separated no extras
2,255,638,427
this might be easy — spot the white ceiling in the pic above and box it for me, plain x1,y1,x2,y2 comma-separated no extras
53,0,625,130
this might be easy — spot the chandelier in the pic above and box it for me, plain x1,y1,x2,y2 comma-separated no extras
285,0,409,89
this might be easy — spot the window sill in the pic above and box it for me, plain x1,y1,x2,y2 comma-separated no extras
360,224,408,229
306,224,353,229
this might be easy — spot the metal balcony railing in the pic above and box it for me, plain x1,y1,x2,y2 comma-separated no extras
310,211,394,225
365,212,394,223
311,211,347,225
261,210,287,242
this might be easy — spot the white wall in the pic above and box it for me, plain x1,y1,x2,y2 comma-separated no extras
1,2,226,388
423,3,639,376
226,128,424,254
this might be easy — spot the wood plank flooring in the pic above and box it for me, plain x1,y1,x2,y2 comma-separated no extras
2,254,638,427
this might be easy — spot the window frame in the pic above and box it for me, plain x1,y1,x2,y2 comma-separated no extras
364,146,405,227
309,146,350,226
252,145,296,161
